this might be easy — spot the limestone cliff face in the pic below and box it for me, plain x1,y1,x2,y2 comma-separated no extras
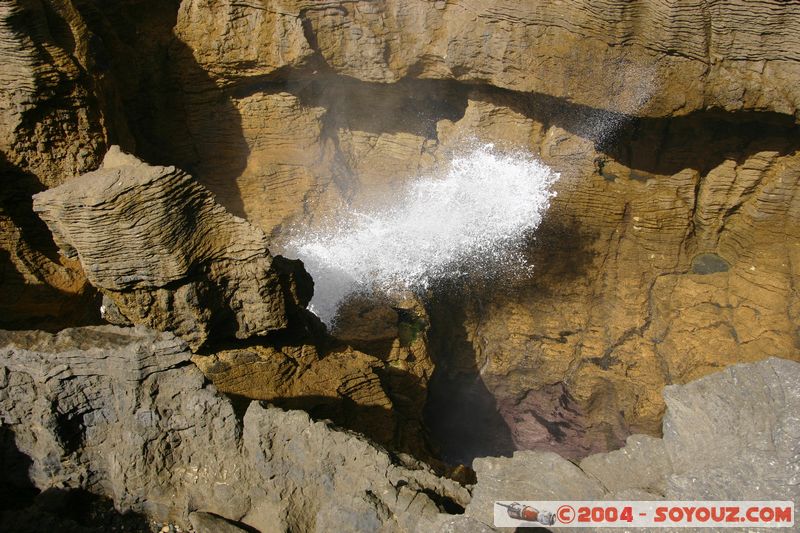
1,0,799,463
426,93,800,457
176,0,800,118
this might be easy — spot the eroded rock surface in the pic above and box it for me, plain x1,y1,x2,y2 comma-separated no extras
1,328,795,532
0,0,107,327
1,0,799,475
177,0,800,119
430,94,800,458
0,325,472,532
31,147,314,350
466,357,800,530
195,296,437,461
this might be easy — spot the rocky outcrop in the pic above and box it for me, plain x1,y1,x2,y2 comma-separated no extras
0,325,473,532
31,147,314,350
195,296,437,460
0,0,108,327
0,0,799,478
465,357,800,529
176,0,800,119
1,328,796,531
194,344,398,445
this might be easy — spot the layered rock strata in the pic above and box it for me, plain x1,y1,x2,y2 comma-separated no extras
1,0,800,466
1,328,796,531
0,0,107,327
176,0,800,119
195,297,436,460
31,147,314,350
0,326,472,532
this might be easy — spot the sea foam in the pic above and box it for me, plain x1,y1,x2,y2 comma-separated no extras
284,144,560,324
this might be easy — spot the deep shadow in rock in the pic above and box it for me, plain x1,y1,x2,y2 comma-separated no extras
69,0,250,218
301,75,469,139
0,425,38,512
0,426,151,532
0,154,100,330
468,86,800,174
422,215,599,466
520,214,599,292
424,289,517,467
599,109,800,175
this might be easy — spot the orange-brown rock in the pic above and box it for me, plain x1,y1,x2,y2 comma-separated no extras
194,344,397,445
176,0,800,119
1,0,799,465
0,0,107,326
426,91,800,458
32,147,314,350
195,295,437,459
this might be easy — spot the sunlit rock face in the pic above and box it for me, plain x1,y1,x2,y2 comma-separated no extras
32,147,314,351
1,0,799,467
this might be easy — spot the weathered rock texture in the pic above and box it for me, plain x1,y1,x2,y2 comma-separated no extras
176,0,800,119
31,147,313,350
0,0,107,327
1,328,796,531
425,94,800,460
1,0,800,464
466,357,800,531
195,297,436,461
0,326,473,532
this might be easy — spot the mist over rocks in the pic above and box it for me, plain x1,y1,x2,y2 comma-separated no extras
286,144,559,324
0,0,799,531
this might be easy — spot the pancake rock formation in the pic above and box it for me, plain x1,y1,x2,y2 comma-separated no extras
0,326,473,532
0,1,799,520
31,147,313,350
1,327,796,531
178,0,800,119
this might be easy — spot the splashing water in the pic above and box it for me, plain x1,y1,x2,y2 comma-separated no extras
285,144,560,324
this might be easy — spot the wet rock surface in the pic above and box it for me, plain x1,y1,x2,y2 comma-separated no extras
0,1,799,530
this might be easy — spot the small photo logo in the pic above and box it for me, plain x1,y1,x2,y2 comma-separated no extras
494,500,794,528
495,502,556,525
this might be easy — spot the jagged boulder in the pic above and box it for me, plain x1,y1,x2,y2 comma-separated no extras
31,147,313,350
0,325,473,532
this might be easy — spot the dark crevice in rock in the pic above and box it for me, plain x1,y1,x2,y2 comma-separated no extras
423,290,516,467
1,425,150,532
